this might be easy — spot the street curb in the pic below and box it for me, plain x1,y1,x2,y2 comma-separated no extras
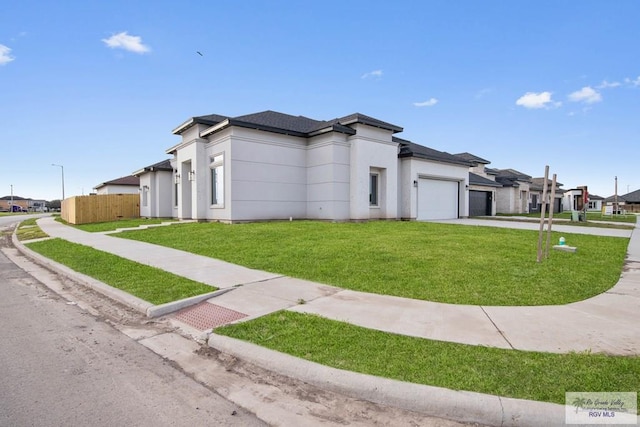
12,232,226,318
208,333,567,427
147,288,233,318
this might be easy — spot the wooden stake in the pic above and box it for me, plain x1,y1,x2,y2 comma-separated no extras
537,165,549,263
545,173,557,259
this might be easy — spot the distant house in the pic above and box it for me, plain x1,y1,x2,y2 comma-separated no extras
530,178,564,214
132,159,173,218
0,196,46,212
454,152,501,216
586,194,604,212
138,110,472,222
93,175,140,195
563,187,588,212
0,195,28,212
604,189,640,214
490,169,532,214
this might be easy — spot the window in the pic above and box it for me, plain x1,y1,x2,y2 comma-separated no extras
369,173,379,206
210,154,224,206
142,187,148,207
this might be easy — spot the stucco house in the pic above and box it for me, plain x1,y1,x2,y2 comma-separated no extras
586,194,604,212
132,159,173,218
454,153,501,216
94,175,140,195
489,169,532,214
141,110,472,222
530,177,564,213
604,189,640,214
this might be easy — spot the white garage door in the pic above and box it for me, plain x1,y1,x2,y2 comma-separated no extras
417,179,459,220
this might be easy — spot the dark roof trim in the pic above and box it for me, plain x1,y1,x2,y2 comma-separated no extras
397,139,472,167
469,172,502,187
455,152,491,165
133,159,173,176
334,113,403,133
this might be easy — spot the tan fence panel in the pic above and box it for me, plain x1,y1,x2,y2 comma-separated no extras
61,194,140,224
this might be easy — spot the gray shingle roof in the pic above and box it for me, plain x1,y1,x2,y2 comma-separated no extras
175,110,402,138
95,175,140,189
133,159,173,176
494,168,532,181
530,177,564,191
396,138,472,166
605,189,640,203
455,152,491,165
469,173,502,187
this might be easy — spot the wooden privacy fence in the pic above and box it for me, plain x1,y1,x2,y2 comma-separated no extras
62,194,140,225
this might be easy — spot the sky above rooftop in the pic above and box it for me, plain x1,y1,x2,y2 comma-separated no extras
1,0,638,200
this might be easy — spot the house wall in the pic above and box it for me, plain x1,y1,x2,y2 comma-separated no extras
139,171,173,218
496,183,530,214
95,185,138,195
306,133,351,220
224,128,307,222
348,124,398,220
399,158,469,219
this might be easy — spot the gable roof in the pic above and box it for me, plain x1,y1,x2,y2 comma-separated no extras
454,152,491,165
173,110,402,139
530,177,564,192
94,175,140,189
133,159,173,176
605,189,640,203
469,172,502,187
396,138,472,166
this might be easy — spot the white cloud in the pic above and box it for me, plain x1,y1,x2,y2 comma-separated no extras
102,32,150,54
515,91,560,109
568,86,602,104
413,98,438,107
0,44,15,65
361,69,383,79
597,80,621,89
624,76,640,86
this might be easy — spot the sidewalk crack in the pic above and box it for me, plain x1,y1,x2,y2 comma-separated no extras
480,306,515,350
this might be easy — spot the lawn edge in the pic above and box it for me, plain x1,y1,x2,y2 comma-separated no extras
11,231,223,318
208,332,566,427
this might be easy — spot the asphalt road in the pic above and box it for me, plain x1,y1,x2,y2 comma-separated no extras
0,230,265,427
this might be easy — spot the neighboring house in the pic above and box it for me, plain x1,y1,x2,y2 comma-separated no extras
150,110,471,222
490,169,532,214
454,152,501,216
604,189,640,214
563,187,588,212
93,175,140,195
0,195,29,211
132,159,173,218
530,178,564,214
586,194,604,212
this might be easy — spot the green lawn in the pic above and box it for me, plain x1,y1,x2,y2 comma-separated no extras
216,311,640,405
16,218,48,241
118,221,629,306
26,238,216,305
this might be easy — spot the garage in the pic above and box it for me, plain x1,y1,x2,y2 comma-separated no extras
417,178,459,220
469,190,492,216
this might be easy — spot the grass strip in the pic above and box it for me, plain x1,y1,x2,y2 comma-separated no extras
216,311,640,405
497,212,637,224
117,221,628,306
26,238,216,305
16,218,48,241
57,217,171,233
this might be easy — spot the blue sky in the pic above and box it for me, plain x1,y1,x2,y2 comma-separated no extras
1,0,638,201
